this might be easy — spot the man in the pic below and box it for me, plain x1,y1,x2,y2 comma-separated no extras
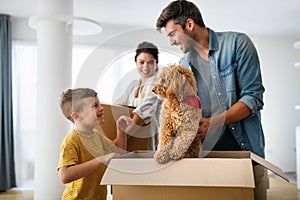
156,0,266,199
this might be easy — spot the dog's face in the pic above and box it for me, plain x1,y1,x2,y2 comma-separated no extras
152,67,172,99
152,64,197,101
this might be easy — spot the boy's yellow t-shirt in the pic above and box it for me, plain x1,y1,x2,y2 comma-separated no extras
58,129,113,200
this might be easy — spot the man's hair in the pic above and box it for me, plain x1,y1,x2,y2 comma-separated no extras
156,0,205,32
60,88,98,123
134,41,159,64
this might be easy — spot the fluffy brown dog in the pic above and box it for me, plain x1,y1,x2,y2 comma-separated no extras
152,64,202,164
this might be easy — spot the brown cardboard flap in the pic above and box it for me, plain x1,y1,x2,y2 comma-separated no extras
99,103,150,151
120,150,155,158
112,186,254,200
201,151,289,182
101,157,255,188
249,152,289,182
99,103,134,140
118,150,289,182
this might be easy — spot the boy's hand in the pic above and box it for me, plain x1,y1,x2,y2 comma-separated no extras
117,115,134,132
96,152,120,165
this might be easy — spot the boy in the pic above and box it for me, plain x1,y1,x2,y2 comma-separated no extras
57,88,122,200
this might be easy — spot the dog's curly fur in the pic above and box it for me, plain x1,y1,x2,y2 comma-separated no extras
152,64,202,164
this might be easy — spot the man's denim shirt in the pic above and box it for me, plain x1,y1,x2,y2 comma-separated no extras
180,28,265,158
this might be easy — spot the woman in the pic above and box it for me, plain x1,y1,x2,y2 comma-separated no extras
114,41,159,107
114,41,162,150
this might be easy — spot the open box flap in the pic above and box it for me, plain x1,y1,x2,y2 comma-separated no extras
201,151,289,182
101,157,255,188
122,150,289,182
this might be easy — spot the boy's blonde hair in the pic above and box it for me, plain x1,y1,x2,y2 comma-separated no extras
60,88,98,123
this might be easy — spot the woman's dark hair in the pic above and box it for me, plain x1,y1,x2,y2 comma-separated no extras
156,0,205,32
134,41,159,63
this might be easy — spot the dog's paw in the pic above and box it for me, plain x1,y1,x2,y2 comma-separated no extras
154,150,170,164
169,149,184,160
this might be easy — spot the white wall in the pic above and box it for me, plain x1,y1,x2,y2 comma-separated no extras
253,36,300,172
12,17,300,172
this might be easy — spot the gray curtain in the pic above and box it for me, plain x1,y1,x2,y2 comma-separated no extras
0,14,16,191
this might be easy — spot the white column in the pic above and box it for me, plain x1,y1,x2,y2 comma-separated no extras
34,0,73,199
296,126,300,190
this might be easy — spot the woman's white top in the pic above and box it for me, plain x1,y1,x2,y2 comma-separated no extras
114,75,157,107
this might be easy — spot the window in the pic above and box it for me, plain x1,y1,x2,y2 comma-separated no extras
12,42,37,189
96,49,181,103
12,42,181,189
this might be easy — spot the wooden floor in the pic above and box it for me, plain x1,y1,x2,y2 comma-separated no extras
0,189,33,200
267,175,299,200
0,175,299,200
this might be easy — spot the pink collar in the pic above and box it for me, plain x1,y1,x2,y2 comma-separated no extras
183,96,201,108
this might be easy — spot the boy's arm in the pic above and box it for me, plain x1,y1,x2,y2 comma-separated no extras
117,114,145,135
58,158,100,184
99,129,127,154
58,152,119,184
115,114,145,149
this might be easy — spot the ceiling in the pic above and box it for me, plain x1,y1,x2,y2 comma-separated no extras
1,0,300,38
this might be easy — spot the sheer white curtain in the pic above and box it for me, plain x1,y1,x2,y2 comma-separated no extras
12,42,37,189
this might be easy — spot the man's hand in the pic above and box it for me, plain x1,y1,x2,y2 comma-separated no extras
195,118,211,142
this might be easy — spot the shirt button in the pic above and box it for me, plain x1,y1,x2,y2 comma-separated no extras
241,143,244,146
231,127,235,130
218,92,221,96
213,76,216,79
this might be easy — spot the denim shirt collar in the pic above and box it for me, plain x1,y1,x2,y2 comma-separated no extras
185,27,218,63
208,28,219,52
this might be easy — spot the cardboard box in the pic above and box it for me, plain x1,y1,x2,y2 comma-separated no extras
101,151,289,200
99,103,151,151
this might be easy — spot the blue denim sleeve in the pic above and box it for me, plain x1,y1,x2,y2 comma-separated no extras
235,33,265,114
